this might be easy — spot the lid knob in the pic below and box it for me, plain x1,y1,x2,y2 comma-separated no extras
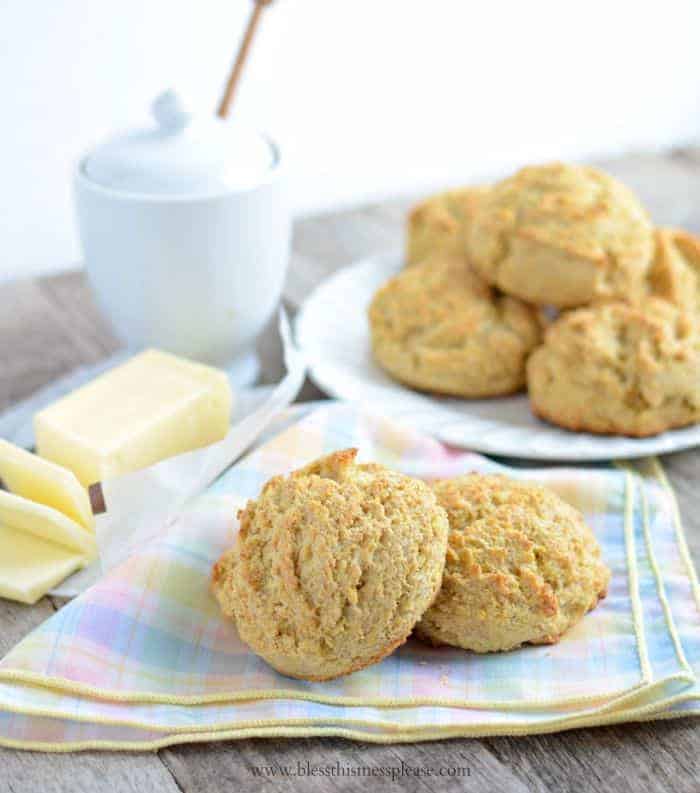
152,90,191,131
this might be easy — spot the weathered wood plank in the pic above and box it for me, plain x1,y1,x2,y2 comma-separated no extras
0,274,118,412
160,735,535,793
483,719,700,793
0,751,182,793
0,279,91,411
0,598,55,658
37,271,119,362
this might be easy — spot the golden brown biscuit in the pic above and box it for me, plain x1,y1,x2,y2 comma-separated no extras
527,298,700,437
647,227,700,314
415,474,610,653
469,162,654,308
212,449,449,681
368,255,543,397
406,186,488,266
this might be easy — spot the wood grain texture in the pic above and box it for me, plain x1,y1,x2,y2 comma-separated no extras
160,736,531,793
1,148,700,791
0,274,118,412
0,598,56,658
0,751,182,793
482,719,700,793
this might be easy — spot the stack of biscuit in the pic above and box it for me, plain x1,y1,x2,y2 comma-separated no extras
369,162,700,437
212,449,610,680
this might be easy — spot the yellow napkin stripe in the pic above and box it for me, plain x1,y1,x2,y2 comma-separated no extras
0,672,690,738
0,667,649,711
1,703,699,754
651,457,700,610
634,464,692,676
622,471,652,683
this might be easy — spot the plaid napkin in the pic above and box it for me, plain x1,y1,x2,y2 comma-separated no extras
0,403,698,750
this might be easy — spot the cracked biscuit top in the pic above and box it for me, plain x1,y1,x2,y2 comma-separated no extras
211,449,449,681
647,227,700,316
415,474,610,653
527,298,700,436
406,185,489,267
468,162,654,308
368,255,542,398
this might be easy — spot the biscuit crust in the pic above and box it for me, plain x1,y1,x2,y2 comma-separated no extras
527,299,700,437
406,186,489,267
647,227,700,315
211,449,449,681
469,163,654,308
368,255,543,398
415,474,610,653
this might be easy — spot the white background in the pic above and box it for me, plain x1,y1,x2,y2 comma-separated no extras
2,0,700,281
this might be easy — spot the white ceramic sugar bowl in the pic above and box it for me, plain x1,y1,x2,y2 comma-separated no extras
74,91,290,378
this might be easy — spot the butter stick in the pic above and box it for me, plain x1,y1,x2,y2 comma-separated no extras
34,349,233,486
0,524,85,605
0,439,93,530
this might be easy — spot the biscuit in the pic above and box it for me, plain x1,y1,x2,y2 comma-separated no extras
415,474,610,653
469,162,654,308
406,186,489,266
647,227,700,314
368,255,543,397
527,298,700,436
211,449,449,681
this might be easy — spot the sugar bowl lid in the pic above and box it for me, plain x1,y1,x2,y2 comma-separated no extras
82,90,275,195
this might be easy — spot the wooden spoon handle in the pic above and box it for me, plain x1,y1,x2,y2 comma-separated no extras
217,0,274,119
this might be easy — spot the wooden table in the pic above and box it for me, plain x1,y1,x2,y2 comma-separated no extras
2,150,700,792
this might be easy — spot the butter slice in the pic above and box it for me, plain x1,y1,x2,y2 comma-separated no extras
34,349,232,486
0,439,93,530
0,524,85,605
0,490,96,557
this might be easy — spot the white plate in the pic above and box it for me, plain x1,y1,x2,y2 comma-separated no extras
296,252,700,461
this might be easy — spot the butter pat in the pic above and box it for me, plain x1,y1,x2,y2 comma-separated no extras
0,439,94,530
34,349,232,486
0,440,95,603
0,490,96,557
0,524,85,605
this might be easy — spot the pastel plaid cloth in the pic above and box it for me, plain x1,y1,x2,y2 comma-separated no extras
0,403,698,750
